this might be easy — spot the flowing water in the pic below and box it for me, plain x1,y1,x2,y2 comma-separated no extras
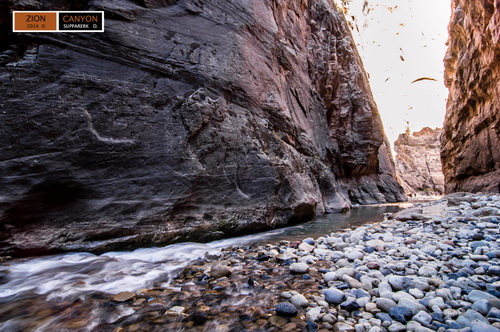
0,204,403,331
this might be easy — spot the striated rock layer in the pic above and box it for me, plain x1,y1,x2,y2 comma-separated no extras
0,0,405,256
395,127,445,196
441,0,500,193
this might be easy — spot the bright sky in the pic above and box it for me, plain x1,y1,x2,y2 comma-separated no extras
336,0,451,147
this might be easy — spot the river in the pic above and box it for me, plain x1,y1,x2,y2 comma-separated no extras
0,204,403,331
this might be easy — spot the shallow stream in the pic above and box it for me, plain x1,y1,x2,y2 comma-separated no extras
0,204,403,331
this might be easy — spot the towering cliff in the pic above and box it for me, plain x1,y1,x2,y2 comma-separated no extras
394,127,445,196
0,0,405,256
441,0,500,193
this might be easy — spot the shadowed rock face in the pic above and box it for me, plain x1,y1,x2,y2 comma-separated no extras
394,127,445,196
441,0,500,194
0,0,405,256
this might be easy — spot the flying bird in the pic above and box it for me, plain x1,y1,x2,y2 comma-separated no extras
411,77,438,84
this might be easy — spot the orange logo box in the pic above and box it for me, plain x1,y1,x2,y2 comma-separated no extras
13,12,57,31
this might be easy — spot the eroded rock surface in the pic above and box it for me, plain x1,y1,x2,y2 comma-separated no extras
394,127,444,196
0,0,405,256
441,0,500,193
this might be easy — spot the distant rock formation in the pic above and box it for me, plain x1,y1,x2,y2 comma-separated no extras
0,0,405,256
441,0,500,193
394,127,445,196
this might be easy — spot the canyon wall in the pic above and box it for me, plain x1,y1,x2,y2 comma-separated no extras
394,127,445,196
441,0,500,193
0,0,405,256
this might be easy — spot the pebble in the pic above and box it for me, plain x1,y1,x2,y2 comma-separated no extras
412,310,432,326
289,262,309,274
470,320,500,332
389,306,413,324
69,194,499,332
388,276,415,291
290,294,309,308
299,242,316,252
275,302,298,317
398,298,426,316
112,291,136,302
418,265,437,277
306,307,323,321
406,289,423,300
340,299,361,312
468,290,497,302
324,288,346,305
428,297,447,310
471,299,492,315
376,298,397,312
346,250,364,261
209,262,233,278
333,322,356,332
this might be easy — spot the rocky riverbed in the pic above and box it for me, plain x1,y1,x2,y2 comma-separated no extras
2,193,500,332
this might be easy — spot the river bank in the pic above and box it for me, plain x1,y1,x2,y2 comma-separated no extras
1,193,499,332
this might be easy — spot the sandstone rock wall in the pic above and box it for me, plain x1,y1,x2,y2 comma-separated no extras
394,127,445,196
441,0,500,193
0,0,405,256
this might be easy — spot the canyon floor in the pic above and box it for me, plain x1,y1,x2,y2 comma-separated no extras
1,193,499,332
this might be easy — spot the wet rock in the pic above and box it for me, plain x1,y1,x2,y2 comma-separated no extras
306,320,319,331
269,315,288,328
112,291,136,302
209,262,233,279
275,302,298,318
165,306,186,316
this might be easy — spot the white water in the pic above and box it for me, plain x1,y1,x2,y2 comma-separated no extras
0,230,285,302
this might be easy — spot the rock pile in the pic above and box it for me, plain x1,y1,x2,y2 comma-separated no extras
25,194,498,331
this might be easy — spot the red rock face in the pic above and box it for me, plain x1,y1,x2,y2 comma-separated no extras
0,0,405,256
395,127,445,196
441,0,500,193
